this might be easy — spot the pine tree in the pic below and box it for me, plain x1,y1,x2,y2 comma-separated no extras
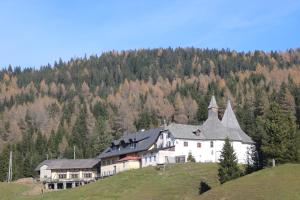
187,152,196,162
70,105,89,158
261,102,298,165
218,138,241,184
92,117,112,156
0,146,9,181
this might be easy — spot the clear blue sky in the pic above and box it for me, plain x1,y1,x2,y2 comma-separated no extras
0,0,300,69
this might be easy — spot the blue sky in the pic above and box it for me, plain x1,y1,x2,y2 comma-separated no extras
0,0,300,69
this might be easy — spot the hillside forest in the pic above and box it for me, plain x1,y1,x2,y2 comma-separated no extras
0,48,300,180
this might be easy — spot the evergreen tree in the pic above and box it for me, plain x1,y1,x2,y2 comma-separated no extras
261,102,298,165
245,145,259,174
0,146,9,181
218,138,241,184
35,131,47,156
48,129,59,159
70,105,89,158
134,111,158,131
187,152,196,162
92,117,112,156
196,97,208,122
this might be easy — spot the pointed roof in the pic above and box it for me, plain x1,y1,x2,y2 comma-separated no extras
221,100,240,129
208,95,218,109
166,98,254,144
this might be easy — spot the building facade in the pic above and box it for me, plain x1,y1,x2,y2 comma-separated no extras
35,159,100,189
98,96,254,177
98,128,175,176
166,96,254,164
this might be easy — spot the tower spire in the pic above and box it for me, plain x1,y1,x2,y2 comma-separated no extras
221,99,241,129
208,95,218,118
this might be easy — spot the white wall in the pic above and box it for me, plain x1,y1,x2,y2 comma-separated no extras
40,165,51,180
140,152,158,167
173,139,252,164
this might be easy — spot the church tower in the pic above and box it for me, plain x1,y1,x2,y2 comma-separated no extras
208,95,218,118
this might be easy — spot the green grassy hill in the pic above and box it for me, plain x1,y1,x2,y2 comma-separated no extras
0,163,219,200
201,164,300,200
0,163,299,200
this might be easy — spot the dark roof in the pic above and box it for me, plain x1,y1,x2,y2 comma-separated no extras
98,127,163,159
34,159,100,171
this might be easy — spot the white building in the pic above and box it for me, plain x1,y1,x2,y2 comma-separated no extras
98,96,254,176
35,159,100,189
166,96,254,164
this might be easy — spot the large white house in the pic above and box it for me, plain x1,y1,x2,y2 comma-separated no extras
98,96,254,176
166,96,254,164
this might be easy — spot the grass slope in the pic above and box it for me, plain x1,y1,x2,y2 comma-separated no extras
1,163,299,200
0,163,219,200
201,164,300,200
0,182,29,200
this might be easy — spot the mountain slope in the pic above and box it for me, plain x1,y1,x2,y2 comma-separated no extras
1,48,300,181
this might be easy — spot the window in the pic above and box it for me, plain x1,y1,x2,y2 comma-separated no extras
211,150,214,155
184,141,188,147
71,174,78,179
197,143,201,148
84,173,92,178
150,156,152,162
160,134,163,139
167,132,171,138
58,174,67,179
210,141,214,148
130,142,134,149
167,141,171,147
153,156,156,162
175,156,186,163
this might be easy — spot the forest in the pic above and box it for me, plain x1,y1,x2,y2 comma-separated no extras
0,47,300,181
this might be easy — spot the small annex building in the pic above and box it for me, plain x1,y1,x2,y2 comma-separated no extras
35,158,100,189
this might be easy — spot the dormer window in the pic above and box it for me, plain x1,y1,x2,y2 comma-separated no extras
167,141,171,147
194,129,201,136
129,141,136,149
130,142,134,149
167,132,171,138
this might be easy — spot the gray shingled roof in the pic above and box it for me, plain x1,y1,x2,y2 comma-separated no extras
167,97,254,144
34,159,100,171
98,128,163,159
222,100,241,129
166,123,200,140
